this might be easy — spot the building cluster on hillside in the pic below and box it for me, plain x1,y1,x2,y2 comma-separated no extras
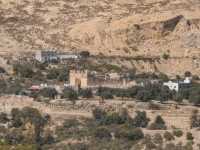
163,77,192,92
35,50,80,63
66,70,136,90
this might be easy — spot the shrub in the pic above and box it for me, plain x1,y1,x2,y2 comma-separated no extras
143,135,157,150
0,67,6,74
162,53,170,60
63,119,80,129
183,142,193,150
125,128,144,141
153,133,163,145
100,91,113,99
127,69,136,80
0,113,9,124
46,68,59,80
102,112,125,125
164,131,174,141
5,80,23,95
185,71,192,77
94,127,111,139
39,88,58,99
164,143,176,150
79,88,93,98
189,89,200,105
186,132,194,141
190,109,200,128
0,80,7,94
11,108,23,128
116,128,144,141
148,102,161,110
148,115,167,130
136,90,152,102
132,111,150,128
58,68,69,82
156,86,172,103
173,129,183,137
92,108,106,121
173,93,183,103
13,63,34,78
80,51,90,58
63,88,78,100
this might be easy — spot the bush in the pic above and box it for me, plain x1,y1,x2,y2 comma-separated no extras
148,115,167,130
148,102,161,110
162,53,170,60
94,127,111,139
100,91,113,100
189,89,200,105
153,133,163,145
185,71,192,77
80,51,90,58
132,111,150,128
164,143,176,150
126,128,144,141
39,88,58,99
5,80,23,95
190,109,200,128
156,86,172,103
63,88,78,100
102,112,126,125
63,119,80,129
136,90,152,102
0,80,7,94
186,132,194,141
173,129,183,137
92,108,106,121
46,68,60,80
11,108,23,128
0,67,6,74
92,108,130,125
79,88,93,98
58,68,69,82
164,131,174,141
13,63,34,78
0,113,9,124
116,128,144,141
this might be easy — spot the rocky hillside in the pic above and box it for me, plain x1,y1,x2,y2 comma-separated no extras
0,0,200,75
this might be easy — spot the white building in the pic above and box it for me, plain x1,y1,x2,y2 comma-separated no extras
163,77,192,92
35,50,79,63
163,81,179,91
35,50,58,63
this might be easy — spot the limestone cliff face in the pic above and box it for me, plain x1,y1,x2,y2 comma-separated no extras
0,0,200,75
